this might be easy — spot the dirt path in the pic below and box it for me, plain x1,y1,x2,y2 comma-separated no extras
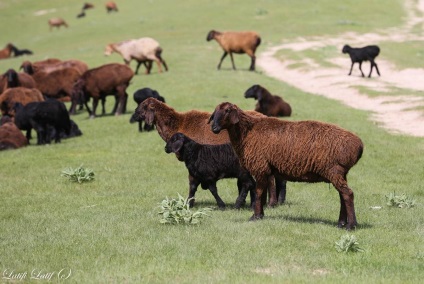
258,0,424,137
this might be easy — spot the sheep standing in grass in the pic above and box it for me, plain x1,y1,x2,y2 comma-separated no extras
342,44,381,78
206,30,261,71
105,1,118,13
165,133,256,209
129,88,165,132
48,18,68,31
209,102,364,230
104,37,168,75
244,84,292,117
132,98,287,206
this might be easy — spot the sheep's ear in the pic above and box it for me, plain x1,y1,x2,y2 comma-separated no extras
171,138,184,153
207,111,215,124
228,107,239,124
257,88,263,101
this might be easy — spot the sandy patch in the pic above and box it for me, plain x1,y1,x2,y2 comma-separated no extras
258,0,424,137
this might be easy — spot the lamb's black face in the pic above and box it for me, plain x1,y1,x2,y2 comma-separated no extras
244,84,259,99
209,102,236,134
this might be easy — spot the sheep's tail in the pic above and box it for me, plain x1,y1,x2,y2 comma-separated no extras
255,36,261,48
155,47,168,71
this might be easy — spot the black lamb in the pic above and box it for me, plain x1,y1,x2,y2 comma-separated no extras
165,132,256,209
10,44,33,57
342,44,380,78
129,87,165,132
14,100,71,145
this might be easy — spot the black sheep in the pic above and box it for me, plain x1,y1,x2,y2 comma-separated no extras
10,44,33,57
342,44,381,78
165,132,256,209
14,100,71,145
49,119,82,140
129,87,165,132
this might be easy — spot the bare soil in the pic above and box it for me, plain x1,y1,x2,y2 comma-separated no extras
258,0,424,137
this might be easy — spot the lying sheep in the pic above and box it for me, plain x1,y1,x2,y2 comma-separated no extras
244,84,292,117
165,133,256,209
21,59,88,76
9,44,33,57
48,18,68,31
14,100,71,145
129,88,165,132
132,98,287,206
104,37,168,75
105,1,118,12
0,43,14,59
209,102,364,230
0,116,28,150
206,30,261,71
0,69,36,93
0,87,44,117
70,63,134,117
342,44,381,78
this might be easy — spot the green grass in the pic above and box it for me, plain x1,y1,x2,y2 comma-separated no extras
1,0,423,283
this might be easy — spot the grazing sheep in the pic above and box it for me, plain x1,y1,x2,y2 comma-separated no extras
0,87,44,117
244,84,292,117
132,98,287,206
82,3,94,10
70,63,134,117
165,132,256,209
104,37,168,75
206,30,261,71
48,18,68,31
0,116,28,150
0,43,14,59
9,44,33,57
105,1,118,12
14,100,71,145
77,11,86,18
129,88,165,132
342,44,381,78
27,67,82,102
0,69,36,93
209,102,363,230
49,119,82,140
21,59,88,75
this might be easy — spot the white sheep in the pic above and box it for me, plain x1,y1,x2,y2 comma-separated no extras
104,37,168,75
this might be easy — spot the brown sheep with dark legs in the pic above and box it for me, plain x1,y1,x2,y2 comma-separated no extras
209,102,364,230
132,98,287,206
0,69,36,93
206,30,261,71
0,87,44,117
48,18,68,31
244,84,292,117
70,63,133,117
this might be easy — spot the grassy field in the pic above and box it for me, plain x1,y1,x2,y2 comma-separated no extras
1,0,423,283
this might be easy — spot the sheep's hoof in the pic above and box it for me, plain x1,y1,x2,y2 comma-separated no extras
249,214,264,221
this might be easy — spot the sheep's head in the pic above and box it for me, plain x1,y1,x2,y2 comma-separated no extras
20,61,34,75
136,97,159,126
206,30,218,41
244,84,261,100
208,102,240,134
342,45,351,54
164,132,187,161
104,45,114,56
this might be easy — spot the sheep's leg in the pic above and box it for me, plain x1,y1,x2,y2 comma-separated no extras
369,60,380,77
267,176,278,207
276,177,287,204
188,174,200,208
217,52,228,70
249,55,256,71
155,59,163,73
144,61,153,74
250,176,268,220
208,182,226,210
358,62,365,77
235,178,250,209
331,173,357,230
135,61,143,75
91,97,99,118
348,62,354,75
115,85,128,115
157,54,168,71
229,52,236,70
338,192,347,227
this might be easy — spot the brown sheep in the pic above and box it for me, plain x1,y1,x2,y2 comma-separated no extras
0,117,28,150
48,18,68,31
21,59,87,75
27,67,81,102
244,84,292,117
132,98,287,206
0,69,36,93
105,1,118,13
82,3,94,10
104,37,168,75
206,30,261,71
70,63,134,117
209,102,364,230
0,43,14,59
0,87,45,117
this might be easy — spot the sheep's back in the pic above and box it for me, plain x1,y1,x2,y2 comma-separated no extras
83,64,133,92
220,31,260,53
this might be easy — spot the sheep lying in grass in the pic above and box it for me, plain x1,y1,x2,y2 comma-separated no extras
244,84,292,117
0,87,44,117
209,102,364,230
165,132,256,209
0,69,36,93
0,116,27,150
342,44,381,78
132,98,287,206
104,37,168,75
206,30,261,71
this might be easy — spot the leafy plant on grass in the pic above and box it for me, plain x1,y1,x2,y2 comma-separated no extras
335,234,365,253
385,192,415,208
61,164,95,183
158,194,212,225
